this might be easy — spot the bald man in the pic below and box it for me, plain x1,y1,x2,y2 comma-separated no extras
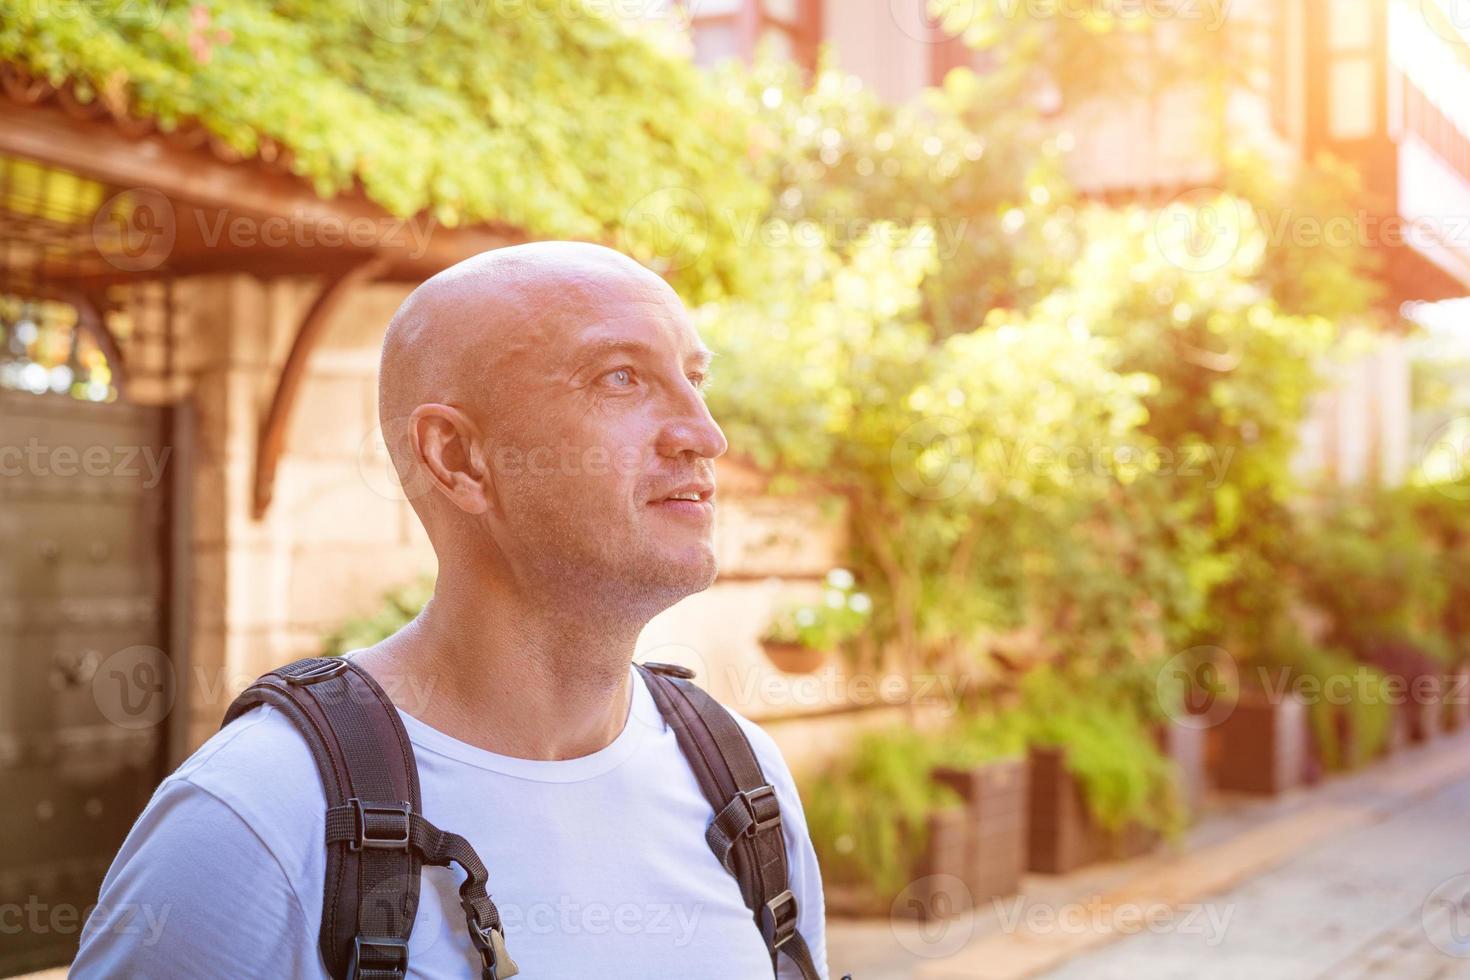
72,243,830,978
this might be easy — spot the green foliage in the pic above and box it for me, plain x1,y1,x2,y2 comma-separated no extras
761,568,873,652
3,0,767,300
802,726,962,900
1011,666,1187,838
1292,488,1451,661
320,574,434,657
804,705,1027,900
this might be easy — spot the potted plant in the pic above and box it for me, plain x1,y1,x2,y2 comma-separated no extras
929,711,1030,906
1012,667,1186,874
807,708,1029,919
804,725,965,919
759,568,872,674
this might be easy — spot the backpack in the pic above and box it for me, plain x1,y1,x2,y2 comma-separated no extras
220,656,824,980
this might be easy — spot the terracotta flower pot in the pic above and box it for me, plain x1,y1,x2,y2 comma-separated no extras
758,639,828,674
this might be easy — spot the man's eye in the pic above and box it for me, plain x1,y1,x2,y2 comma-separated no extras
600,367,636,388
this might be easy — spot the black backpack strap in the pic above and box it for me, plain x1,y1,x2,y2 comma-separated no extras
221,657,518,980
636,662,822,980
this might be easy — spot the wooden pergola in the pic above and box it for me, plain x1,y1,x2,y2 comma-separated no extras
0,68,525,518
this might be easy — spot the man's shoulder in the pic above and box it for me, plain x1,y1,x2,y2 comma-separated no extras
165,703,329,832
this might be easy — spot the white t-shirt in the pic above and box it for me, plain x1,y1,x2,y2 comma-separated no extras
71,660,829,979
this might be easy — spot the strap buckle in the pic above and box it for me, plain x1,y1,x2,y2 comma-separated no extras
348,798,412,851
759,888,799,951
347,935,408,978
463,905,506,980
737,784,782,837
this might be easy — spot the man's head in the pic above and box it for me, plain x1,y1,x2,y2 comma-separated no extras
378,241,727,622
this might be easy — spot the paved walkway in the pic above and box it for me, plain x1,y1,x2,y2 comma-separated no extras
827,731,1470,980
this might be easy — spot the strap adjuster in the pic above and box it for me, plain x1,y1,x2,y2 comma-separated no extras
348,798,412,851
347,935,408,977
286,658,350,685
759,888,799,950
738,784,782,837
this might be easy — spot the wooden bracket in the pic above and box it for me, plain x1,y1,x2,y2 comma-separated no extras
252,255,389,519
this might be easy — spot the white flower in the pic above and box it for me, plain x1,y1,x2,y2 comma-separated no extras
848,592,872,614
796,608,817,627
826,567,856,590
825,590,845,609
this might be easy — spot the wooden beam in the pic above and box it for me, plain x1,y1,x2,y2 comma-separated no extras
0,98,519,274
252,256,390,519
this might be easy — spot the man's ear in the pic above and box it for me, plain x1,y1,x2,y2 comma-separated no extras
410,403,491,515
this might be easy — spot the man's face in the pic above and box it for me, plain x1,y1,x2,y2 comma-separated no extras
486,273,728,612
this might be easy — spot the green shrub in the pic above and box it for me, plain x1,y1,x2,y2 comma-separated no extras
1268,642,1394,771
320,575,434,657
803,704,1028,901
1012,666,1186,840
803,726,959,900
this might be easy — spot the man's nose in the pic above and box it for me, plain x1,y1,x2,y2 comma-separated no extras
655,384,728,462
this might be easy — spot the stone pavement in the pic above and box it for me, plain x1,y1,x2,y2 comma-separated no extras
826,731,1470,980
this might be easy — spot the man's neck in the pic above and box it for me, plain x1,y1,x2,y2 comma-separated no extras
351,579,642,761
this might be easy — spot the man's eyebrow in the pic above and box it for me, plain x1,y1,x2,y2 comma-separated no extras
576,337,716,371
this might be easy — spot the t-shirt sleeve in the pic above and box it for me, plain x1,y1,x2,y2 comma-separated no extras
734,715,831,980
70,776,318,980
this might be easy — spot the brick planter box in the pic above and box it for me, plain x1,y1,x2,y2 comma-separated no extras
1026,746,1159,875
1215,691,1307,795
1382,701,1413,758
1153,718,1207,815
931,757,1029,906
828,759,1028,921
1405,678,1444,744
825,805,970,920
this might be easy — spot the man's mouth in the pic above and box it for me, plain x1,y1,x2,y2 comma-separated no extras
649,483,715,521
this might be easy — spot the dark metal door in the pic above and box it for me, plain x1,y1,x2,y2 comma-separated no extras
0,387,173,974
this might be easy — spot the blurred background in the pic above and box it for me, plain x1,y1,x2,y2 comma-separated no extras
3,0,1470,976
